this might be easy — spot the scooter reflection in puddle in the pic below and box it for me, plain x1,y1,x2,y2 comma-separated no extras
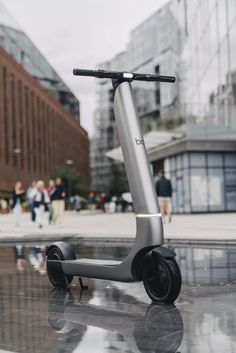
48,288,183,353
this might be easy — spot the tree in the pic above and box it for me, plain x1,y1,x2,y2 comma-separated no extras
50,165,88,197
108,164,129,196
158,116,185,131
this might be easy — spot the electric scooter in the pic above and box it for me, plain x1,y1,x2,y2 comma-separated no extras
46,69,182,303
48,288,183,353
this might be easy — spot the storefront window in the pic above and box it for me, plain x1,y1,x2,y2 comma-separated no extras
225,168,236,210
207,152,223,167
190,168,208,212
225,153,236,166
183,168,191,212
208,168,225,211
190,153,206,167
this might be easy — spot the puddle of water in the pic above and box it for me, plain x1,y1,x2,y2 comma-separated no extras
0,242,236,353
2,242,236,285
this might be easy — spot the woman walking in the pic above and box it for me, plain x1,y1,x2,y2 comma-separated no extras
12,182,25,227
26,181,37,222
33,180,50,228
51,178,66,226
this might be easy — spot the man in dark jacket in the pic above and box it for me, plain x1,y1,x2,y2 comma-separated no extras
155,170,172,223
51,178,66,225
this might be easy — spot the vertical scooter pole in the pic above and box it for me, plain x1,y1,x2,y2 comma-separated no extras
113,81,160,216
114,80,164,250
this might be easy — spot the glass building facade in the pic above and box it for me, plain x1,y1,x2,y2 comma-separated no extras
159,0,236,213
91,3,185,191
90,53,126,192
165,151,236,213
180,0,236,135
91,0,236,209
0,1,80,120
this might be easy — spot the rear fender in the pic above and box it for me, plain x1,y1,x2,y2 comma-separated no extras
131,246,176,281
46,242,76,260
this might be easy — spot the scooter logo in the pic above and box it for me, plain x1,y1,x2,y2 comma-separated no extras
135,138,144,145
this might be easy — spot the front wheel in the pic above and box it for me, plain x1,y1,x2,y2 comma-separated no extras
143,252,181,304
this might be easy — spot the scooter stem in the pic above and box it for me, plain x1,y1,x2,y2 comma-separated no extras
114,81,161,216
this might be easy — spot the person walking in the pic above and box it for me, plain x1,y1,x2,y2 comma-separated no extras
26,181,36,222
12,181,25,227
155,170,172,223
33,180,50,228
51,177,66,226
74,194,81,212
104,193,111,213
87,192,97,212
47,179,55,224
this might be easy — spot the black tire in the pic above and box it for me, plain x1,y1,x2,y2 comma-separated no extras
48,288,74,332
46,242,75,288
134,304,183,353
143,254,181,304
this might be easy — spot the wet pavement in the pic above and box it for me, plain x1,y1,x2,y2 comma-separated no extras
0,241,236,353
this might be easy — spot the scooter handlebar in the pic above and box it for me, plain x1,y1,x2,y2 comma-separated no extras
73,68,175,83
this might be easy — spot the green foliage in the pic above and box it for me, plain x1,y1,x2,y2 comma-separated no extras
108,164,129,196
141,121,152,134
158,116,185,131
50,165,88,197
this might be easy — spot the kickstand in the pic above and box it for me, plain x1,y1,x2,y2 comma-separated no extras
79,277,88,291
79,278,88,300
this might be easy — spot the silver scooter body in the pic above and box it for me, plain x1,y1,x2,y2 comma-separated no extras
47,71,175,283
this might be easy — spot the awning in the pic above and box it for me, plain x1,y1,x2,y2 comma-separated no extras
106,131,183,162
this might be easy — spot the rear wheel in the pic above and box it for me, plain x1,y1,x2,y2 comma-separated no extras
143,252,181,304
46,242,75,288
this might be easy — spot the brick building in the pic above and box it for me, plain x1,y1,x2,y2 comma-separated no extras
0,47,89,197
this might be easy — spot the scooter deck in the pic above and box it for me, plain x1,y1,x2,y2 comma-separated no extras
65,259,122,266
59,257,135,281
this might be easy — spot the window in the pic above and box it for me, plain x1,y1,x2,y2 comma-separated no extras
3,67,9,164
190,153,206,167
18,81,24,168
11,74,17,167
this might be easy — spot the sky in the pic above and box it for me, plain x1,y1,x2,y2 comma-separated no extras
1,0,168,136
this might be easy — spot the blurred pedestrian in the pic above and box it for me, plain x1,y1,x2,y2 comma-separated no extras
0,198,8,214
104,194,111,213
99,193,106,211
12,181,25,226
28,246,46,275
26,181,36,222
33,180,50,228
74,194,81,212
47,179,55,224
155,170,172,223
51,177,66,225
87,192,97,212
109,196,117,213
14,245,26,272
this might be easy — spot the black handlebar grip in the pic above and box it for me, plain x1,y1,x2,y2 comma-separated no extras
156,75,175,83
73,69,98,77
133,74,175,83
